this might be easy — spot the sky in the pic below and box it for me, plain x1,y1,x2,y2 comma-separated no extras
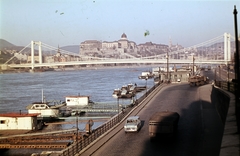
0,0,240,48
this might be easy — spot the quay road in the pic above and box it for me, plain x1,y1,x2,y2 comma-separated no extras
79,71,224,156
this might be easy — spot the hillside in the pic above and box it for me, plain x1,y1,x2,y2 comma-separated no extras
60,45,79,54
0,39,16,49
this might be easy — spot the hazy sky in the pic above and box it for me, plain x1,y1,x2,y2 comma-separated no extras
0,0,239,48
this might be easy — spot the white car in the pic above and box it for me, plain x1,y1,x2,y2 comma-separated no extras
124,116,141,132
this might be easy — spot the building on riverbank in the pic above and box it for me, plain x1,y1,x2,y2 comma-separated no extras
79,33,171,59
0,113,40,130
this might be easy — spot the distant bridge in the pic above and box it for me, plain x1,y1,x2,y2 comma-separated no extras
3,33,235,70
7,58,230,69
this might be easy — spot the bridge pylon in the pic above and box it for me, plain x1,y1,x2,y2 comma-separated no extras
224,33,231,64
31,41,42,70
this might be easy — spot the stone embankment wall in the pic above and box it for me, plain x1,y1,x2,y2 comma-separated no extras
211,85,239,156
211,86,230,124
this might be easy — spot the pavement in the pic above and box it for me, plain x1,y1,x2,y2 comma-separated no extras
201,83,240,156
199,84,224,156
216,86,240,156
198,84,239,156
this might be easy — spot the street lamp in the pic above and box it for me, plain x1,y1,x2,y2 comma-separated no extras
192,55,195,76
233,5,240,133
145,76,148,97
117,97,119,122
166,51,169,80
219,65,221,80
227,63,230,91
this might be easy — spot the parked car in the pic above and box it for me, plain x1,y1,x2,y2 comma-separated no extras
124,116,141,132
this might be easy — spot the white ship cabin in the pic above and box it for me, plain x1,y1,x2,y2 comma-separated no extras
0,113,39,130
141,71,151,76
139,71,154,79
26,102,64,118
66,96,92,107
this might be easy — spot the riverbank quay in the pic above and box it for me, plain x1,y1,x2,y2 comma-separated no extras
0,118,110,155
64,82,239,156
74,83,238,156
0,64,158,74
212,84,240,156
33,81,165,156
195,83,240,156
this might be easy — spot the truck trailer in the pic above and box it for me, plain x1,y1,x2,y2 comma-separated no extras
149,111,180,140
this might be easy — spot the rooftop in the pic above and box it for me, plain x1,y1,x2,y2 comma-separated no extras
0,113,40,117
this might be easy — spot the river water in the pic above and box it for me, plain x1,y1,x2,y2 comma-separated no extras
0,66,155,114
0,66,156,155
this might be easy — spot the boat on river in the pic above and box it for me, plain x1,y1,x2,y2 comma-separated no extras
112,88,121,98
138,71,155,79
26,102,66,121
112,83,147,99
120,85,130,98
113,84,136,98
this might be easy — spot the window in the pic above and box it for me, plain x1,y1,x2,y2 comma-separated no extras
0,120,6,124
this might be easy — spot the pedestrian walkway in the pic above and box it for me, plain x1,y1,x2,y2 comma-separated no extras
202,84,239,156
216,86,240,156
199,84,224,155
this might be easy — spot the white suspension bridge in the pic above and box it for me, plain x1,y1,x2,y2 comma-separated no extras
3,33,236,70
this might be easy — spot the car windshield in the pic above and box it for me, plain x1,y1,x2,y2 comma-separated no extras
127,119,137,123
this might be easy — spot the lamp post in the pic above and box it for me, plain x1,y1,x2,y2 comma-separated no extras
192,55,195,76
158,67,161,84
166,51,169,80
145,77,148,97
76,94,80,147
227,63,230,91
214,67,217,82
219,65,221,80
117,97,119,122
76,103,79,151
76,109,78,151
233,5,240,133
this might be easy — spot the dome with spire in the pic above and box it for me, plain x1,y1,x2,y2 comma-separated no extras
121,33,127,39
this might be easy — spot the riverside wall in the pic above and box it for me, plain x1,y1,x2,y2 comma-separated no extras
211,85,239,156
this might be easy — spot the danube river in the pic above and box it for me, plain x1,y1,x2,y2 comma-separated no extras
0,66,157,155
0,66,155,114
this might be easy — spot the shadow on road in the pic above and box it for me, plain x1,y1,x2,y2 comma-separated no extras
139,97,223,156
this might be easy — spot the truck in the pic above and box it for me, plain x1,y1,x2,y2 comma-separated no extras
149,111,180,140
188,75,209,86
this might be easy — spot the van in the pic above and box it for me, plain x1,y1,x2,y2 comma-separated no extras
124,116,141,133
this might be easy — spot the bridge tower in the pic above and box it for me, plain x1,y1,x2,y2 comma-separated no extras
31,41,42,69
224,33,231,63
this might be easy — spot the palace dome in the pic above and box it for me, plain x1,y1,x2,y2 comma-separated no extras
121,33,127,39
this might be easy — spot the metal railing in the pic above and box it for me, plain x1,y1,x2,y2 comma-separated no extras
214,80,240,134
214,80,237,93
